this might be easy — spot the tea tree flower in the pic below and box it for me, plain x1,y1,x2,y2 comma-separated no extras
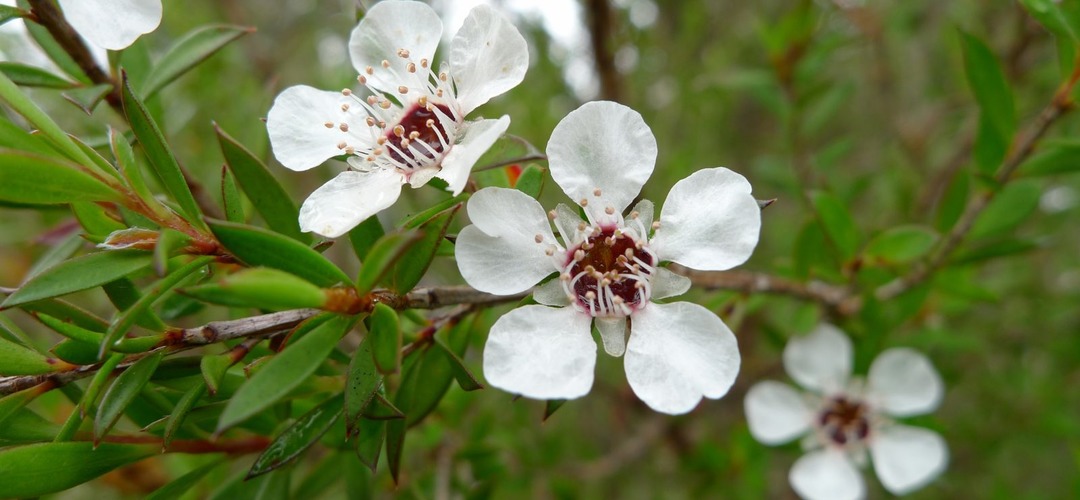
455,101,761,414
744,324,948,500
59,0,163,50
266,0,528,238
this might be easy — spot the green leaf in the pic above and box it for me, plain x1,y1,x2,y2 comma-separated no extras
217,314,355,432
121,73,205,226
513,163,545,198
970,180,1041,239
973,114,1008,173
209,220,353,287
94,352,164,442
144,25,254,99
952,237,1041,265
960,31,1016,164
146,457,227,500
72,202,126,237
201,353,232,395
0,114,60,157
111,127,157,213
216,124,306,241
0,383,49,428
369,303,401,375
399,193,468,229
0,5,27,26
154,229,191,276
345,334,383,434
183,267,329,311
247,394,344,478
0,61,75,88
2,250,153,309
348,215,385,262
353,418,385,472
387,205,459,293
543,399,567,421
355,229,423,294
1019,140,1080,176
863,225,939,264
0,442,156,498
810,191,859,260
220,165,244,223
0,69,94,166
0,149,121,204
363,392,404,420
433,338,484,391
163,383,206,450
1021,0,1078,42
62,83,114,115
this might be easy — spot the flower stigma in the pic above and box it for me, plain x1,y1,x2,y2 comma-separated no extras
817,395,872,447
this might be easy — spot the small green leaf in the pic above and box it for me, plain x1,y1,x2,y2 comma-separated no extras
247,394,344,478
0,5,27,26
0,383,48,428
62,83,114,115
2,250,153,309
163,383,206,450
355,229,423,294
146,457,227,500
348,216,385,262
433,338,484,391
216,125,305,241
345,334,383,434
399,193,468,229
960,31,1016,163
363,392,405,420
810,191,860,260
353,418,385,472
23,232,83,282
863,225,939,264
1019,140,1080,176
0,149,121,204
970,180,1041,239
121,73,205,226
200,353,232,395
209,220,353,287
183,267,329,311
144,25,254,99
0,61,76,88
973,114,1008,173
220,165,244,223
513,164,545,198
0,442,156,498
369,303,401,375
94,352,164,442
543,399,567,421
952,237,1041,265
0,114,59,157
154,229,191,276
387,205,459,293
217,314,355,432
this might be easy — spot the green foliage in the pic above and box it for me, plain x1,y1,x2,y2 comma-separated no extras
209,220,353,287
0,442,156,498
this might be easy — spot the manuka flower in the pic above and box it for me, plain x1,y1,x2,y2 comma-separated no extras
59,0,163,50
266,0,528,238
744,324,948,500
455,101,762,414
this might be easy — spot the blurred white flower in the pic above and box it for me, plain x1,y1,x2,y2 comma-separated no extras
456,100,761,414
58,0,162,50
744,324,948,500
266,0,528,238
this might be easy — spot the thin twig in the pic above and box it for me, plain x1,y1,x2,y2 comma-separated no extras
585,0,623,102
0,286,526,396
677,267,854,312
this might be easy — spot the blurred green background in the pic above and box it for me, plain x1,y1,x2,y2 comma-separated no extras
2,0,1079,498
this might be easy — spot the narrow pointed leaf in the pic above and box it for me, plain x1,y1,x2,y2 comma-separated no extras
863,225,939,264
513,164,545,198
543,399,567,421
810,191,859,260
144,25,255,99
247,394,344,478
355,229,423,294
388,205,459,293
0,114,59,156
2,250,153,309
353,418,385,472
146,457,227,500
94,352,164,441
0,149,121,204
1019,139,1080,176
0,442,156,497
200,353,232,395
399,193,468,229
216,125,305,241
345,334,382,433
0,70,92,165
217,314,355,432
163,383,206,450
348,215,385,262
154,229,191,276
209,220,353,287
221,165,244,223
960,31,1016,145
182,267,329,311
62,84,113,115
0,62,76,88
121,74,204,226
0,383,50,428
369,303,400,374
433,338,484,391
363,392,405,420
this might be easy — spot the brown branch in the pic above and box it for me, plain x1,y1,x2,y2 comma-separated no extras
585,0,623,102
875,63,1080,301
0,286,526,396
100,435,270,455
678,267,855,312
26,0,121,109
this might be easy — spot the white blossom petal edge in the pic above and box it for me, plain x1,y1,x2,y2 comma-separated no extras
743,324,949,500
456,101,761,414
59,0,162,50
266,1,528,237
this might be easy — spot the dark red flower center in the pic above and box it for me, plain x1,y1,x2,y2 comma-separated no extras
386,103,452,165
566,228,654,315
818,396,871,446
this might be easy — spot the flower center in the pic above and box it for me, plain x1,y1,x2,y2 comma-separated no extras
385,103,453,165
561,228,654,317
817,396,871,447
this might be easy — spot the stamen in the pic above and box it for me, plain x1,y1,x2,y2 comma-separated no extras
534,234,544,244
580,198,589,207
324,122,333,128
339,123,349,132
341,88,352,96
593,188,602,196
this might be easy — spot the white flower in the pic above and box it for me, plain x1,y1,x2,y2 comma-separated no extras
455,101,762,415
58,0,163,50
266,0,528,238
744,324,949,500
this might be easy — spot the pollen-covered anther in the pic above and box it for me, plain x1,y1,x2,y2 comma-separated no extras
439,72,448,81
574,250,585,261
436,89,444,97
605,206,615,215
381,59,391,68
341,104,350,112
409,131,420,140
534,234,544,244
393,125,405,137
336,142,347,150
365,66,375,75
341,88,352,96
418,96,428,107
339,123,349,132
324,122,333,128
397,48,410,58
345,146,355,155
580,198,589,207
548,210,557,220
357,74,367,84
545,246,556,256
398,86,409,94
577,222,587,232
652,221,661,230
379,100,392,110
400,138,411,148
373,147,384,155
375,136,386,145
367,96,378,105
624,248,634,258
407,62,417,73
585,291,596,300
366,117,377,127
420,58,429,68
629,211,639,219
593,188,602,196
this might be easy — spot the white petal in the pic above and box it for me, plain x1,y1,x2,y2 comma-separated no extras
650,267,691,300
790,449,866,500
298,169,404,238
483,305,596,400
455,187,558,295
783,324,852,393
867,348,944,418
449,4,529,114
267,86,367,172
595,317,627,357
651,168,761,271
60,0,162,50
348,0,442,92
870,425,948,495
744,381,813,445
532,278,570,307
624,301,740,414
437,116,510,195
553,203,584,245
547,101,657,225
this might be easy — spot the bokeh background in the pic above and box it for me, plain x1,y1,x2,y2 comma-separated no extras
1,0,1079,498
